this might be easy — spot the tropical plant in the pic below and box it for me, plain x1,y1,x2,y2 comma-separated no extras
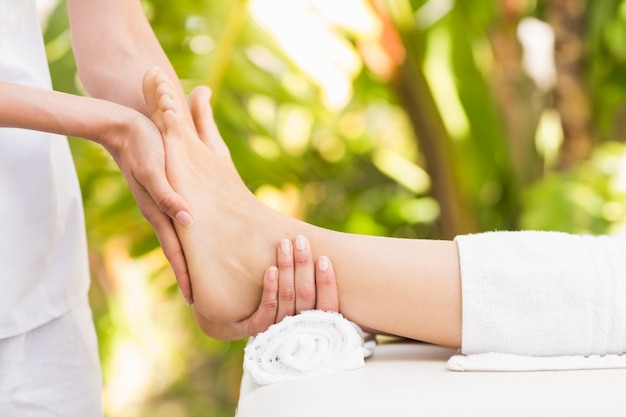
42,0,626,415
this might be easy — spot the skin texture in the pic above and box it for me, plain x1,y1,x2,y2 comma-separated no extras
1,0,339,339
0,81,192,301
66,0,198,302
143,66,463,348
0,80,336,344
199,236,340,340
144,69,340,339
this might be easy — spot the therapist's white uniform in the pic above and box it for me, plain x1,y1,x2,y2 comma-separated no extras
0,0,103,415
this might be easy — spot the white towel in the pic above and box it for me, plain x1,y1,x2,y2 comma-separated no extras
448,351,626,371
243,310,374,385
450,230,626,371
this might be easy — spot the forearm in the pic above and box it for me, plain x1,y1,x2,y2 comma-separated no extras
0,80,140,148
67,0,190,120
0,76,194,306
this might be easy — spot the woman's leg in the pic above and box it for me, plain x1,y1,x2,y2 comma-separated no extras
143,67,462,347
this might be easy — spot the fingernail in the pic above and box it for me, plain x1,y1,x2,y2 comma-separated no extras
280,239,291,254
318,256,329,271
175,210,193,226
268,266,278,280
295,235,307,250
181,289,193,306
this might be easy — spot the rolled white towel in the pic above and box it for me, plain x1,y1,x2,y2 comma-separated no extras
243,310,374,385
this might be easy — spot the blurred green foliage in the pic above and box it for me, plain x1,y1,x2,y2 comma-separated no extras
42,0,626,416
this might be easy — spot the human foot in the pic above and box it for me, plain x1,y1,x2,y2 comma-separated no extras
187,84,233,163
142,67,295,323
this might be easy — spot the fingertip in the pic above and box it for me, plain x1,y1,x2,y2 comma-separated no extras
266,265,278,284
175,210,193,227
315,255,339,312
176,272,194,306
276,239,295,270
262,266,279,303
318,255,330,273
182,292,193,306
293,235,313,268
154,190,192,227
175,271,193,306
294,234,308,251
152,213,194,305
251,266,280,334
280,239,292,255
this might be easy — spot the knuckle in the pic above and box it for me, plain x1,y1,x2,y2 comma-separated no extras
156,191,179,213
296,285,316,301
279,287,296,303
161,243,183,262
261,298,279,313
294,253,312,267
277,257,294,269
132,161,151,179
316,270,333,285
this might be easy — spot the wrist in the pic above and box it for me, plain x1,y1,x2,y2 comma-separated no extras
95,103,148,158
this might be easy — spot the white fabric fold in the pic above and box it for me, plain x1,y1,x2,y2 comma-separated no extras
243,310,373,385
452,230,626,371
447,351,626,371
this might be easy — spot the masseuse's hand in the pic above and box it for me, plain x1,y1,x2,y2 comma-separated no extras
193,235,339,340
101,109,194,305
246,235,339,336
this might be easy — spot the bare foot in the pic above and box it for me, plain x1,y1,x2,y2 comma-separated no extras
142,67,297,323
187,84,233,162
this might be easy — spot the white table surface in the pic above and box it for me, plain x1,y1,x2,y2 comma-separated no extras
237,339,626,417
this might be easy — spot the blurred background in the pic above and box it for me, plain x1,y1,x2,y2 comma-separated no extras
39,0,626,415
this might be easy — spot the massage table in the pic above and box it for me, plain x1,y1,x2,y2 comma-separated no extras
236,337,626,416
